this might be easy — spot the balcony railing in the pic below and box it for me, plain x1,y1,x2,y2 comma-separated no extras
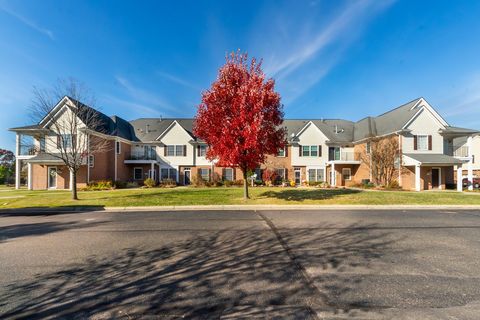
19,146,39,156
453,146,469,158
126,151,157,161
329,151,360,162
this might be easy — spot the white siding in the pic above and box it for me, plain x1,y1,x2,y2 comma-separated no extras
402,108,445,154
291,123,329,167
43,106,87,154
158,122,213,167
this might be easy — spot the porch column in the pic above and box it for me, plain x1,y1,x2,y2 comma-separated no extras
467,136,473,191
15,133,21,189
69,169,74,190
15,159,21,189
331,163,336,186
27,162,32,190
415,164,421,191
457,166,463,192
150,162,154,179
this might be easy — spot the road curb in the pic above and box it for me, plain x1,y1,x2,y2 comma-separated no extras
2,204,480,214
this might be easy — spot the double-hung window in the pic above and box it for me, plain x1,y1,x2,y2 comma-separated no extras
342,168,351,181
166,145,175,156
417,135,428,151
277,148,286,157
198,145,207,157
199,168,210,181
88,155,95,168
308,169,325,182
224,168,234,181
116,141,121,154
161,168,177,181
134,168,143,180
302,145,320,157
166,145,186,156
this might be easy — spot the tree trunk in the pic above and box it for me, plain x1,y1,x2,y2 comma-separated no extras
72,170,78,200
242,169,249,200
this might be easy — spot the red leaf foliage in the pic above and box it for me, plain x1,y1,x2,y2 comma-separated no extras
194,52,286,173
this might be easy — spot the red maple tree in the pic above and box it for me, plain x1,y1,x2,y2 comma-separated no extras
194,52,286,199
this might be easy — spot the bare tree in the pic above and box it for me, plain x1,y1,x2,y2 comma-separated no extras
29,78,110,200
361,136,401,187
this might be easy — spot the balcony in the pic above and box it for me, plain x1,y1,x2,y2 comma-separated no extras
453,146,469,158
18,145,39,156
125,151,157,161
328,151,361,162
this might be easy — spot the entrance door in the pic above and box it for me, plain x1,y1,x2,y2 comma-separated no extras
48,167,57,189
184,169,191,185
294,168,301,185
431,168,440,189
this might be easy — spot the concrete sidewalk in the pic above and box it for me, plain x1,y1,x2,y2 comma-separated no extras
2,204,480,214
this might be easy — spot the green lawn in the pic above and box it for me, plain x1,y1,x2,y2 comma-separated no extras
1,186,480,209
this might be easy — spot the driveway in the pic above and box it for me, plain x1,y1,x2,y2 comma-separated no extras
1,209,480,319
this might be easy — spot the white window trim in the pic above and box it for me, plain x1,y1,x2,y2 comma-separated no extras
199,145,207,157
134,167,143,180
224,168,234,181
302,145,318,157
416,134,429,151
342,168,352,181
88,155,95,168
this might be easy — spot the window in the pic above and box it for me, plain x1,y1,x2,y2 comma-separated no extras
134,168,143,180
302,145,310,157
175,145,185,156
342,168,351,181
161,168,177,181
88,155,95,168
116,141,121,154
366,142,371,154
166,145,175,156
199,168,210,181
165,145,185,156
301,145,320,157
308,169,324,182
275,168,286,181
277,147,286,157
224,168,234,181
39,137,46,152
417,135,428,151
198,145,207,157
57,134,72,149
329,147,341,161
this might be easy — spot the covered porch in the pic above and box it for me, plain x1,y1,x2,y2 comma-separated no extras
403,154,463,191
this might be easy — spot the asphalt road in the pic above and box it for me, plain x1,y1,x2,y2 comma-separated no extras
1,208,480,319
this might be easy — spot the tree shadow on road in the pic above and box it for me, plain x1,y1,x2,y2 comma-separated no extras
0,223,399,319
0,221,107,243
259,188,362,202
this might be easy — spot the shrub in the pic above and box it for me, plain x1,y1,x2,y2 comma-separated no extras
191,175,206,187
126,181,139,188
85,180,113,191
262,169,278,186
254,179,264,186
159,178,177,187
385,180,400,190
307,181,323,187
224,180,234,187
289,180,296,187
143,178,157,188
113,180,127,189
233,179,244,186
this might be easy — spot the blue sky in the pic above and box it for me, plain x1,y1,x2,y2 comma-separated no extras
1,0,480,150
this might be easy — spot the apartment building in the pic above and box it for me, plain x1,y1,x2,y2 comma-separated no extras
10,96,478,191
